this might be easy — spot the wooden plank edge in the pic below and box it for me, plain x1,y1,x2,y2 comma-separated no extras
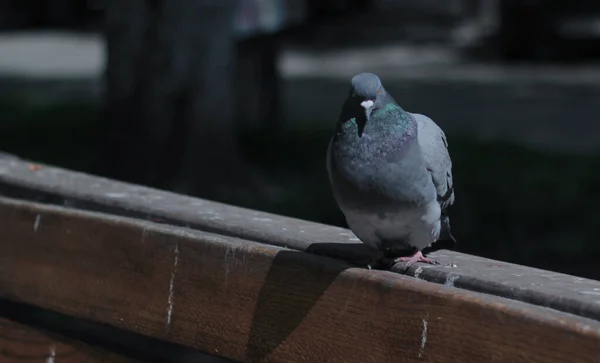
1,158,600,323
0,316,140,363
0,300,233,363
400,249,600,321
1,197,600,363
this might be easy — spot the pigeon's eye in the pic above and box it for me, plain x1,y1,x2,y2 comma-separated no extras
377,89,381,95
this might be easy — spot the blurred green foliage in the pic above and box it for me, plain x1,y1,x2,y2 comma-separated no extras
1,96,599,279
0,93,101,171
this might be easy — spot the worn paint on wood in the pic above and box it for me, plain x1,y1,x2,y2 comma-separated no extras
1,197,600,363
0,318,139,363
1,158,600,323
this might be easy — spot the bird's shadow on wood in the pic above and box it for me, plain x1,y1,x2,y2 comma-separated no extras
305,242,400,270
305,242,372,266
245,240,458,360
305,239,458,271
245,248,351,361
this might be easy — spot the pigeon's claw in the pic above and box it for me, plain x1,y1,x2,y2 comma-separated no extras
392,251,439,271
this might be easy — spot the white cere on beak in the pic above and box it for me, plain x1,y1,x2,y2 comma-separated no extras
360,100,374,109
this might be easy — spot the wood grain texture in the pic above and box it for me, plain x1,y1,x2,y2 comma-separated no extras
0,318,139,363
1,158,600,321
1,197,600,363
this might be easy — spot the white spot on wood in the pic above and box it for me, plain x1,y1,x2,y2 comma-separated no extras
444,274,460,287
105,192,128,198
253,217,273,222
414,267,424,279
540,273,561,278
348,237,360,242
166,244,179,327
140,227,149,244
223,245,237,286
34,214,41,232
580,291,600,296
47,345,55,363
339,282,357,316
418,317,428,358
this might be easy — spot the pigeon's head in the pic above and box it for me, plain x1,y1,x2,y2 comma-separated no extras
347,73,389,124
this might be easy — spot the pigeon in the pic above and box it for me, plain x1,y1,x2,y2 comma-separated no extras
326,73,455,270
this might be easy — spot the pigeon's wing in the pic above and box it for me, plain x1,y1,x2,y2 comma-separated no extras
411,113,455,210
325,136,334,183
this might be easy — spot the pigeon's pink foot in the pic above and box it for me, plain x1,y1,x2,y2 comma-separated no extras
393,251,439,270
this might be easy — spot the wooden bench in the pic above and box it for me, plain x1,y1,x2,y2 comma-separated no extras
1,156,599,363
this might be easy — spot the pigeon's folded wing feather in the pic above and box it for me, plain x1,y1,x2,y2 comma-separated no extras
411,113,455,210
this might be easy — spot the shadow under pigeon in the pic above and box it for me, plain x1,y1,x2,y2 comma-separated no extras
245,249,349,361
305,242,371,265
305,238,458,272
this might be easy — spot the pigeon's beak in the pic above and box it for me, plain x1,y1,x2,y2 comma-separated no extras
361,100,374,122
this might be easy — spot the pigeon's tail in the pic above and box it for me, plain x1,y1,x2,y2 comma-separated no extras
431,215,457,252
440,214,456,239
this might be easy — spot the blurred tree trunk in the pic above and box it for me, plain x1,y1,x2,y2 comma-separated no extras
235,34,282,134
102,0,238,196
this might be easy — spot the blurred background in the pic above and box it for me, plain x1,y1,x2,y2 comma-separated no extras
1,0,600,279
